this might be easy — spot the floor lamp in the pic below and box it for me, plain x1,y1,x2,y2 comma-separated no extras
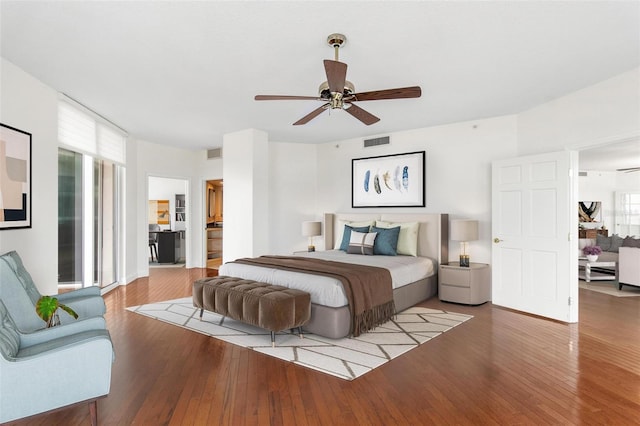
451,219,479,267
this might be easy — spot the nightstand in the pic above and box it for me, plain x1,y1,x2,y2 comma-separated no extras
439,262,491,305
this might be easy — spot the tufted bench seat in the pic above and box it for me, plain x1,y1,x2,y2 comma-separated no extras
193,276,311,347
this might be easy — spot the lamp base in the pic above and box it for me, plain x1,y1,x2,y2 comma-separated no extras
459,254,470,267
308,245,316,252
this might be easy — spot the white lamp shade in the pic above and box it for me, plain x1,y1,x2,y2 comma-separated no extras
302,221,322,237
450,220,479,241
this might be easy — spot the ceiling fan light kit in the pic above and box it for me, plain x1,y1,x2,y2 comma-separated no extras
255,33,422,126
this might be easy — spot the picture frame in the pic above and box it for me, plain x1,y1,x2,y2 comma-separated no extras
352,151,425,208
0,123,32,230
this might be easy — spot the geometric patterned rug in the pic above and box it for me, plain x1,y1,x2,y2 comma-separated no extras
579,280,640,297
127,297,473,380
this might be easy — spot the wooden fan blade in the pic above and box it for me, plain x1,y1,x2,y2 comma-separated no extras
255,95,320,101
324,60,347,93
350,86,422,101
293,104,328,125
344,103,380,125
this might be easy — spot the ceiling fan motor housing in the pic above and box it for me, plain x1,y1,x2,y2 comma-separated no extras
318,80,355,109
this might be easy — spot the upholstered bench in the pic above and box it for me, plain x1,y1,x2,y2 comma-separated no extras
192,276,311,347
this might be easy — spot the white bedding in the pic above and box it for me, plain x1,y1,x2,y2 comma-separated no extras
218,250,435,308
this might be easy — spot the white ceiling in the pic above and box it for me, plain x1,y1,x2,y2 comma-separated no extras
1,1,639,170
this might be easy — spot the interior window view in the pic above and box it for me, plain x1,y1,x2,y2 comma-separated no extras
148,176,188,267
1,2,639,425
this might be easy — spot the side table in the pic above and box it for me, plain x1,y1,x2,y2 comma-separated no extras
439,262,491,305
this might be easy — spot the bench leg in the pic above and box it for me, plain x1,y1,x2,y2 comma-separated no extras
271,331,276,347
298,326,304,339
199,308,204,320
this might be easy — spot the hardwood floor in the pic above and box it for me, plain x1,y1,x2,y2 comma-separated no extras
8,268,640,425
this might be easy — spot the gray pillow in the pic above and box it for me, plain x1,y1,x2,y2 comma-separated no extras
609,234,624,253
596,234,611,251
622,236,640,248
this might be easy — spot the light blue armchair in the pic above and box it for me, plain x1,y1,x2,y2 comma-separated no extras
0,300,114,424
0,251,106,332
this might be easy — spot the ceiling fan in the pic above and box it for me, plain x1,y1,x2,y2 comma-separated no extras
254,33,422,126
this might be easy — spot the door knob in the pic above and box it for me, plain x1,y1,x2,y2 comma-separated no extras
493,238,503,243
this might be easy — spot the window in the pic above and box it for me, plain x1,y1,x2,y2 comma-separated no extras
57,98,126,289
616,192,640,237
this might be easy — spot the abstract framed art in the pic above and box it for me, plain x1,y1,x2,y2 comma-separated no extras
0,123,32,230
352,151,425,208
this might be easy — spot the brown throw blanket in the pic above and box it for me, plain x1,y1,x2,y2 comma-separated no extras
231,256,395,337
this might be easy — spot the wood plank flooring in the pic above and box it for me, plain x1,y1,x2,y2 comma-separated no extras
7,268,640,425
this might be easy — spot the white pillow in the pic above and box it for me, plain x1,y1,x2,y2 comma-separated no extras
347,231,377,255
334,220,375,249
375,221,419,256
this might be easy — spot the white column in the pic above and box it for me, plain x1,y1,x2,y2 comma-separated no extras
222,129,269,262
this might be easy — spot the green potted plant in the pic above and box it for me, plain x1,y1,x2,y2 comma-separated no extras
35,296,78,328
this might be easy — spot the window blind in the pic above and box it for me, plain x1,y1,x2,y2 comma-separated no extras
58,99,126,165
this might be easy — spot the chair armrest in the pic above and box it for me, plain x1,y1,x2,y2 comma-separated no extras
57,296,106,323
19,316,106,348
17,329,112,358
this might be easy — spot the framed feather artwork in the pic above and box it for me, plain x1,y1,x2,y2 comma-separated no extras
352,151,425,208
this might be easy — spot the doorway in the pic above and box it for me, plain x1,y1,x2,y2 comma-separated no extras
205,179,223,270
148,176,188,266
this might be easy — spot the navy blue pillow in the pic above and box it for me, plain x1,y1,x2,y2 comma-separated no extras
372,226,400,256
339,225,371,251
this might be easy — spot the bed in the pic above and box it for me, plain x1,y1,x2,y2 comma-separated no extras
218,213,449,339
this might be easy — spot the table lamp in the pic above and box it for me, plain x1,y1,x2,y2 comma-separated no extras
302,221,322,252
451,219,478,267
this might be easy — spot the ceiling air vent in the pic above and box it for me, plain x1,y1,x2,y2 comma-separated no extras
363,136,390,148
207,148,222,159
579,171,588,177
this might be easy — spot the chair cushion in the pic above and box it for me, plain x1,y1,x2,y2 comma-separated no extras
0,301,21,358
0,251,40,304
0,254,46,333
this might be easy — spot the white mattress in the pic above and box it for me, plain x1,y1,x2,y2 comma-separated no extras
218,250,435,308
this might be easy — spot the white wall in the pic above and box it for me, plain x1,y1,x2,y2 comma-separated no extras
268,142,318,254
518,67,640,153
2,58,637,295
578,171,617,230
222,129,269,262
133,138,218,278
315,115,519,264
0,58,59,295
578,170,640,236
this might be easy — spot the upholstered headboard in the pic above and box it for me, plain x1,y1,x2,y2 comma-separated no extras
323,213,449,265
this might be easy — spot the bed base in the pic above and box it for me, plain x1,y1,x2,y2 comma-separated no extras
302,275,437,339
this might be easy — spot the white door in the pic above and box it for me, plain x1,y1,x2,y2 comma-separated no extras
492,151,578,322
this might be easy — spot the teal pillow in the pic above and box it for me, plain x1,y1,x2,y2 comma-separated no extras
339,225,371,251
371,226,400,256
